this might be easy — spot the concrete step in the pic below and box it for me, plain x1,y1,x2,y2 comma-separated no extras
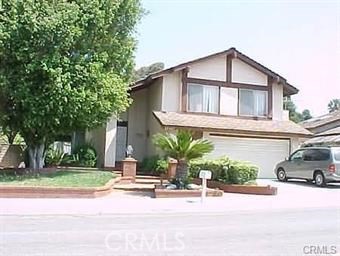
114,183,155,192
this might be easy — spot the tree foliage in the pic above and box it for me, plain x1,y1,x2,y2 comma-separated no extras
133,62,164,81
283,98,312,123
0,0,142,168
328,99,340,113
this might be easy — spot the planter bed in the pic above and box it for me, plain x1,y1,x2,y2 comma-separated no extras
193,179,277,196
154,184,223,198
0,177,120,198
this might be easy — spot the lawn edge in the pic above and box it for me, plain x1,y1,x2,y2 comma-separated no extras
0,176,121,198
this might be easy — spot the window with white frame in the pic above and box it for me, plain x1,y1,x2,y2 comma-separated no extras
188,83,219,113
239,89,268,117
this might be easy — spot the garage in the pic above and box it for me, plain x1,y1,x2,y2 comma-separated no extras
206,134,290,178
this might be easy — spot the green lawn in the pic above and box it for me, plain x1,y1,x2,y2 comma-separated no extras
0,170,115,187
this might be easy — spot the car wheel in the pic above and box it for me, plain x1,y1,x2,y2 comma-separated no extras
277,168,287,182
314,172,326,187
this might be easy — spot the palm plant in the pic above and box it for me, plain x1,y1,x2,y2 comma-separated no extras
153,130,214,180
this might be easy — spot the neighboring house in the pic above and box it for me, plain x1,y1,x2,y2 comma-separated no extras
86,47,311,178
301,110,340,146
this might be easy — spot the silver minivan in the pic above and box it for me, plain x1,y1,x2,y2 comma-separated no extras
275,146,340,187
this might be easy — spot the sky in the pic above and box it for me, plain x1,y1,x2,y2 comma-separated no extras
134,0,340,116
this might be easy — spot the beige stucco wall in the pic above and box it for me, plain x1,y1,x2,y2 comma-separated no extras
188,55,226,81
127,88,148,161
232,58,268,86
220,87,238,115
272,82,283,121
0,144,23,168
146,79,164,157
162,72,181,112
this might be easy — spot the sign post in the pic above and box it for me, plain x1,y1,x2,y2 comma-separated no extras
199,170,212,204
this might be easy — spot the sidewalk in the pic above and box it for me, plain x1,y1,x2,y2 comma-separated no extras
1,180,340,215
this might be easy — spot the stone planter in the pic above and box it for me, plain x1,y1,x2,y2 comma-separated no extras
154,184,223,198
192,179,277,195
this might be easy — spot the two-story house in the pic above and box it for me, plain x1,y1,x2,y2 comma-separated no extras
86,48,311,178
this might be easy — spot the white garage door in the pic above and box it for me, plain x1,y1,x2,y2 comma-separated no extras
206,135,290,178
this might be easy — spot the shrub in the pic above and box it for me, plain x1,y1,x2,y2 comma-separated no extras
140,155,167,175
189,157,229,181
226,160,258,185
45,147,65,166
71,143,97,167
188,156,258,185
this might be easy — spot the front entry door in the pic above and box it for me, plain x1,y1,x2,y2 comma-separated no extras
115,122,127,161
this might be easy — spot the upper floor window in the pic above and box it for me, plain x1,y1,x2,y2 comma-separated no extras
239,89,268,117
188,83,219,113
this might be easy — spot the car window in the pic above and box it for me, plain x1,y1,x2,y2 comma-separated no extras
290,150,303,161
303,149,330,161
333,149,340,161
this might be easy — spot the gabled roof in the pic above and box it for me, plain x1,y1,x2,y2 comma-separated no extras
317,127,340,136
301,110,340,129
153,111,312,137
132,47,298,96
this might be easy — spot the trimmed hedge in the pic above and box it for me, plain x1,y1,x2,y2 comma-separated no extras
140,155,167,175
189,157,258,185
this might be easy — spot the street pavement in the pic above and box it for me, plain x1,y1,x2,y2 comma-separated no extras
1,208,339,256
1,180,340,256
1,179,339,215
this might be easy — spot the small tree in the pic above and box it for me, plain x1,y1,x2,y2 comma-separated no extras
153,130,214,180
328,99,340,113
302,109,312,121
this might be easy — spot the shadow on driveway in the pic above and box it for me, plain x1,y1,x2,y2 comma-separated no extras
270,179,340,189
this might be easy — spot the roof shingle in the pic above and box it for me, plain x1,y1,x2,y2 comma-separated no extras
153,111,312,137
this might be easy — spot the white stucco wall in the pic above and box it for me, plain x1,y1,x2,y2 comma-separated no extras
290,137,302,153
162,72,181,112
220,87,238,115
232,58,268,86
272,82,283,121
188,55,226,81
104,116,117,167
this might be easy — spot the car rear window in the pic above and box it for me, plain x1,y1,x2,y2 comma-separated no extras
333,150,340,161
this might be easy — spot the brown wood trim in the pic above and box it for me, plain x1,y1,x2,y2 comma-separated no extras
267,77,273,119
218,87,221,114
208,133,290,141
179,110,269,120
237,88,240,116
186,77,268,91
226,54,232,82
161,124,313,138
187,77,224,86
181,68,189,112
225,82,268,91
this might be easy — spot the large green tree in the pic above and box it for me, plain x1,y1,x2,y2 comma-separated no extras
133,62,164,81
328,99,340,113
0,0,142,169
